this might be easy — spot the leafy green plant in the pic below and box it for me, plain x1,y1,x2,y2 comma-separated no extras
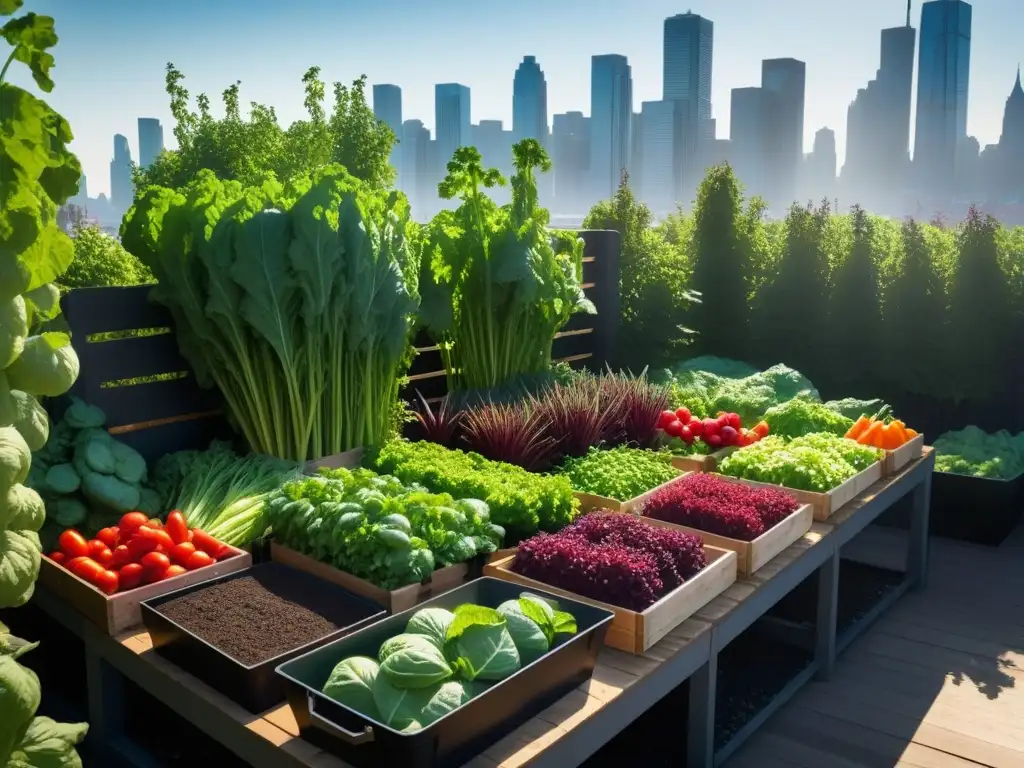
121,166,419,461
61,224,153,288
420,140,593,390
558,446,681,501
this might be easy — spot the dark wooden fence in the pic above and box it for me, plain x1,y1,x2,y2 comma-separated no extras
60,230,621,461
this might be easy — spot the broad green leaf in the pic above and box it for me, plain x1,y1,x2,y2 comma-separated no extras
1,13,58,92
450,622,520,682
7,715,88,768
444,603,504,645
0,528,40,608
0,641,41,761
0,1,24,17
551,610,578,636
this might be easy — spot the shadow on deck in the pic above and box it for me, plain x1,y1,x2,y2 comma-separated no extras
725,525,1024,768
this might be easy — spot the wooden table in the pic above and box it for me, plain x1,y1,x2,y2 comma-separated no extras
31,450,934,768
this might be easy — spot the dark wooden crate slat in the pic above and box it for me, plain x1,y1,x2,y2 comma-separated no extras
113,417,234,465
63,286,171,337
73,377,223,430
551,329,595,359
76,332,190,386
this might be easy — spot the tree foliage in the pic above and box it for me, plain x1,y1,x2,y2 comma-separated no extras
134,64,396,193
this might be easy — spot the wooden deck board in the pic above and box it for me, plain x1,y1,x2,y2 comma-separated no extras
724,527,1024,768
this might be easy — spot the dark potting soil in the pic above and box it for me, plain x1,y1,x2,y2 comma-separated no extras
156,569,355,666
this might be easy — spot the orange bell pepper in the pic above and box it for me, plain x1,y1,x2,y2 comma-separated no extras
845,415,871,441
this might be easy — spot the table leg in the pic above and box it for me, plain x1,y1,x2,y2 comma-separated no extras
85,646,125,752
815,551,839,681
908,476,931,591
687,653,717,768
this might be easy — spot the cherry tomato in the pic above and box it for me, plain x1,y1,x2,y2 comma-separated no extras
67,556,106,586
185,550,215,570
657,409,677,429
143,518,163,529
143,566,171,584
140,551,170,572
58,530,90,559
111,545,132,568
134,526,175,551
688,419,704,437
164,564,187,579
664,419,684,438
93,569,119,595
170,541,196,565
126,533,159,561
90,544,114,568
119,511,149,534
191,529,227,559
675,406,692,424
96,526,121,549
47,551,66,564
118,562,145,590
165,511,189,545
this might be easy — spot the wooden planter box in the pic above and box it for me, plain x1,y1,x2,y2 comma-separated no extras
269,542,469,614
670,447,736,473
881,434,924,476
713,461,883,521
573,470,692,514
37,545,251,636
640,504,814,576
484,542,737,654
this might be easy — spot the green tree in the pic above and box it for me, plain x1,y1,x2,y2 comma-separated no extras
583,171,697,370
752,200,831,379
884,218,948,399
688,164,750,358
62,224,153,288
948,207,1013,402
826,205,881,394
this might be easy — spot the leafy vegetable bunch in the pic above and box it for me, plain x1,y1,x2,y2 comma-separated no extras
266,466,503,588
558,446,681,501
717,433,883,492
369,439,578,534
419,140,594,390
512,513,707,611
121,164,419,462
761,396,855,439
933,426,1024,479
29,398,160,549
321,595,577,732
641,473,800,541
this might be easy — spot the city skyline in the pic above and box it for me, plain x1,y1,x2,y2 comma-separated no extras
10,0,1022,198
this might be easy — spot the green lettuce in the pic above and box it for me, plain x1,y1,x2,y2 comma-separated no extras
322,656,379,718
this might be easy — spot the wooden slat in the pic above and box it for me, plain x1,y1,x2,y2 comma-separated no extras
63,285,171,337
77,330,190,385
78,375,223,429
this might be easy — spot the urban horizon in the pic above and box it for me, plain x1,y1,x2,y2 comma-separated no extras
48,0,1024,225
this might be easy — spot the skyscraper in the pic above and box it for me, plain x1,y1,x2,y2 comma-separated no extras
512,56,548,142
590,54,633,202
399,119,429,215
761,58,806,209
729,87,766,197
374,84,403,178
638,100,681,213
109,134,133,212
551,112,590,213
435,83,471,173
663,13,713,201
913,0,971,196
137,118,164,169
806,127,837,202
472,119,513,204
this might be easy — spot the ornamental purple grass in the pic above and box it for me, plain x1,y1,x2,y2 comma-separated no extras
641,474,800,542
511,512,707,611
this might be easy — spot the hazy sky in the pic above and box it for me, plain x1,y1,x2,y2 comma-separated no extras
10,0,1022,197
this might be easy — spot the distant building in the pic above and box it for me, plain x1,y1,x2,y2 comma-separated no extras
663,12,714,199
981,69,1024,201
638,100,682,214
590,54,633,203
109,134,133,213
373,84,403,178
761,58,806,211
729,87,766,198
399,119,429,217
551,111,590,214
435,83,471,174
137,118,164,170
914,0,972,198
512,56,548,143
472,119,513,205
806,127,837,203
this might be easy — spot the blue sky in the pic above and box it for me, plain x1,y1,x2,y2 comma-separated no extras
9,0,1022,197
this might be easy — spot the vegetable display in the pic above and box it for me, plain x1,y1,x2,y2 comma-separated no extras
760,396,855,439
266,467,503,589
511,513,707,611
717,433,883,493
418,140,593,391
370,440,578,534
45,511,234,594
152,442,298,546
641,473,800,541
558,446,681,501
121,165,420,462
29,398,160,548
321,595,577,732
658,407,770,451
845,413,919,450
933,427,1024,479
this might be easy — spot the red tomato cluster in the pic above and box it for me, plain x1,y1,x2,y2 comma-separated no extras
657,408,770,449
47,511,233,595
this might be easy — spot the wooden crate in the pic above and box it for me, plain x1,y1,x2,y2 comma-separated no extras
713,461,883,521
37,546,251,636
882,434,925,476
670,447,735,473
484,542,737,654
640,504,814,576
269,542,469,614
573,471,693,515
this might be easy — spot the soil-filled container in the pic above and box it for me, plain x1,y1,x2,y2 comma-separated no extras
929,470,1024,545
141,563,386,713
276,577,614,768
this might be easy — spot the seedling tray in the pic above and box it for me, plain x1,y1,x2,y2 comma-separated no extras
275,577,613,768
140,563,386,713
37,544,251,636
